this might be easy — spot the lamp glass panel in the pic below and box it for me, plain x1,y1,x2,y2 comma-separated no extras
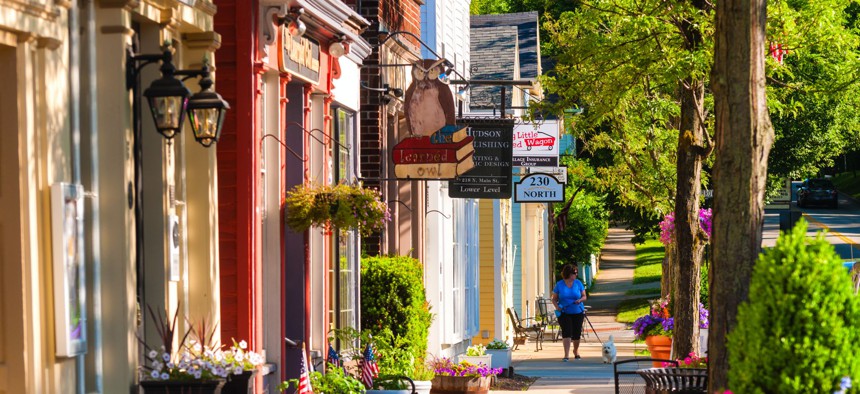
189,107,225,146
149,96,186,130
190,107,218,137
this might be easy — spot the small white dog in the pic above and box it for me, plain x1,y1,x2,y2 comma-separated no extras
602,335,617,364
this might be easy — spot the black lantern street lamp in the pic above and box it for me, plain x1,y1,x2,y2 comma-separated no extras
185,65,230,147
142,49,191,139
128,43,229,146
125,41,230,329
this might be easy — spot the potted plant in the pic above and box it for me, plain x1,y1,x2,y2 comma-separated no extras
632,296,673,366
410,363,435,394
217,339,265,394
457,344,491,368
484,339,512,374
429,357,502,394
632,296,709,367
284,183,391,236
279,363,366,393
138,306,228,394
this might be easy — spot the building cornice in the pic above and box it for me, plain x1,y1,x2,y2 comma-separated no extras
97,0,139,9
183,31,221,52
260,0,373,63
0,0,61,19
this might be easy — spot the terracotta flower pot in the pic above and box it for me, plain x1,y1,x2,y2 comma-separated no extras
430,375,492,394
644,335,673,367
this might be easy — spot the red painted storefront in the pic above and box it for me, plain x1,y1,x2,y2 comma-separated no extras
215,0,370,390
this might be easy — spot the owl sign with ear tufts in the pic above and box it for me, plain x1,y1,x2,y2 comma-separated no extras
404,58,457,137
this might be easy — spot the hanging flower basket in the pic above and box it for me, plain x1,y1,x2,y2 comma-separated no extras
284,183,390,236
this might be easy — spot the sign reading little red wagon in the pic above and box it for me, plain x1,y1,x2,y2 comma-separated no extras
512,120,560,167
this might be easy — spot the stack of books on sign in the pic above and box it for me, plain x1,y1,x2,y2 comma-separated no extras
393,125,474,179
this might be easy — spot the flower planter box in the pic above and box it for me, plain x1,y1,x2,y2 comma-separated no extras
430,375,492,394
457,354,492,367
221,370,257,394
485,349,511,371
140,379,226,394
699,328,708,356
644,335,673,367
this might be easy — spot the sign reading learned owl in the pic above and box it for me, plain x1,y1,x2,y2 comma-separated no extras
392,58,475,180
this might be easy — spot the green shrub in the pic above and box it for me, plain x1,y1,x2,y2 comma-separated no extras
728,220,860,393
361,255,433,367
554,193,609,276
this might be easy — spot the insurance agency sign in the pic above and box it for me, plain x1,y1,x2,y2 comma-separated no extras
513,120,560,167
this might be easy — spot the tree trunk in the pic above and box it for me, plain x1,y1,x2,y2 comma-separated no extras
709,0,773,390
661,243,674,299
671,79,705,359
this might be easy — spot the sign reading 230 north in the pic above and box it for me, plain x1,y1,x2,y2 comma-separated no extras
514,173,565,203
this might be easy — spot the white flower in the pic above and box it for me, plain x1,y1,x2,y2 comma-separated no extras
194,371,202,379
166,362,174,369
160,373,169,380
214,367,226,377
151,360,162,369
193,343,202,352
178,361,188,369
233,366,243,375
150,370,160,379
162,353,170,362
235,352,245,362
148,350,158,359
239,340,248,350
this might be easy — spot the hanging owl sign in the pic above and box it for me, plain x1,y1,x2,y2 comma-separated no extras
391,59,475,180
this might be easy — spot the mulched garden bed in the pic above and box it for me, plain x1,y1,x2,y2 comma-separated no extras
491,373,538,391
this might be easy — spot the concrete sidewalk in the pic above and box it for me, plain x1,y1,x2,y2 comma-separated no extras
496,228,648,393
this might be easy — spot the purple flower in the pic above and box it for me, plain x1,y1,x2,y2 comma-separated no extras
699,303,710,329
662,317,674,332
699,209,712,238
659,209,713,245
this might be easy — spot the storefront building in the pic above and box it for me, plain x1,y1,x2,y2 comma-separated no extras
350,0,426,260
420,0,481,359
1,0,224,393
215,0,371,389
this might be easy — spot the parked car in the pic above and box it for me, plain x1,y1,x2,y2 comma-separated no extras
797,178,839,208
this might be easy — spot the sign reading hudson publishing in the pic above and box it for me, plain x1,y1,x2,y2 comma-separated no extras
449,118,515,199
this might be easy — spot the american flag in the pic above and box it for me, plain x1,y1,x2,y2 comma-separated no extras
360,343,379,389
327,344,340,367
297,348,313,394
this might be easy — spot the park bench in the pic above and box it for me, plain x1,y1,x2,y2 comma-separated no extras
613,358,679,394
636,367,708,393
506,307,544,351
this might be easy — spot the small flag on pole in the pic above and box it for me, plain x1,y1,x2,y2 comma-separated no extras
297,345,314,394
327,344,340,367
360,343,380,389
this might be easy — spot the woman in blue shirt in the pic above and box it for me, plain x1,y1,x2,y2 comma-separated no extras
551,264,586,361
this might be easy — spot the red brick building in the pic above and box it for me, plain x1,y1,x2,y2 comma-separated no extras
349,0,427,259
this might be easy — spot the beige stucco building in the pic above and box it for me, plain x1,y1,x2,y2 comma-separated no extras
0,0,222,392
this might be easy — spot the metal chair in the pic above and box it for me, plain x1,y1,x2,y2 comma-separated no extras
535,297,559,342
613,358,679,394
506,307,544,351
